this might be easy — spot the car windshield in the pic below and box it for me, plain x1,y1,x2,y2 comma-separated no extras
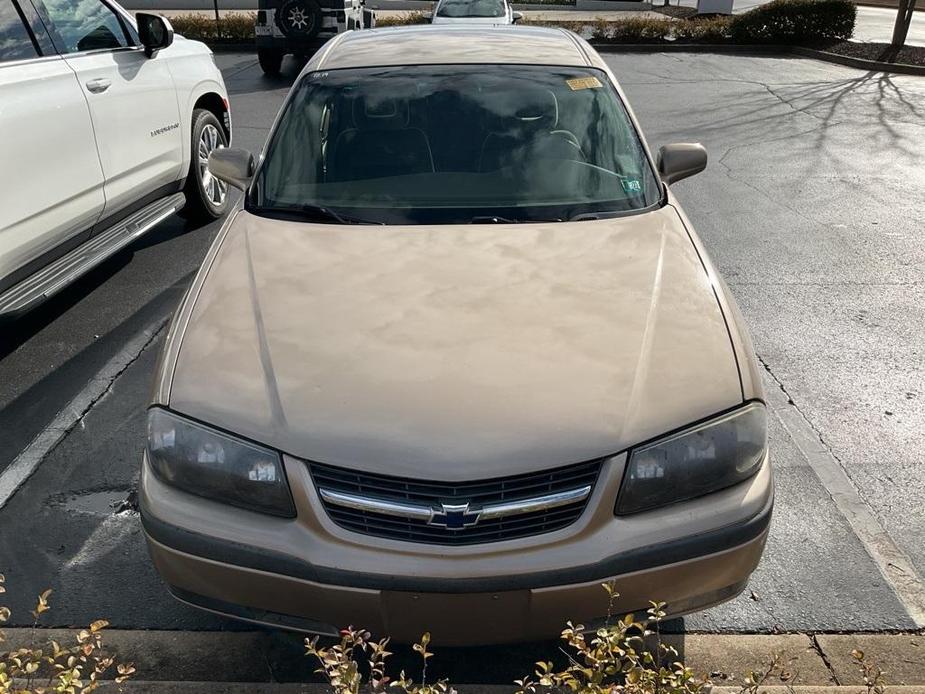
436,0,505,18
248,64,662,224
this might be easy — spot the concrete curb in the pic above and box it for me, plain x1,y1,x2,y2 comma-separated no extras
2,629,924,685
10,686,925,693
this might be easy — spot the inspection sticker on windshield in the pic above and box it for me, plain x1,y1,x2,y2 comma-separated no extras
566,76,602,91
622,179,642,193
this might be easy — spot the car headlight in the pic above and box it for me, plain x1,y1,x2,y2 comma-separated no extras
146,407,295,517
615,402,767,515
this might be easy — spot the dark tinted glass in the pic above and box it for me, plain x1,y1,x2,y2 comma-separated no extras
437,0,505,17
0,0,38,62
251,65,661,225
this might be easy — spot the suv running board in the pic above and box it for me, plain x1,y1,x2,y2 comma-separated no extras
0,193,185,319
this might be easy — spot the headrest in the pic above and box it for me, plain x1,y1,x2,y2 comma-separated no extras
488,87,559,132
353,96,411,130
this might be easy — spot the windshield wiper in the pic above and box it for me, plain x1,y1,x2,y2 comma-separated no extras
469,215,563,224
254,204,383,225
470,215,521,224
568,210,632,221
294,204,384,225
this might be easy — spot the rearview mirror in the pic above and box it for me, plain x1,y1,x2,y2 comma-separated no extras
209,148,256,190
137,13,174,58
512,10,524,22
656,143,707,185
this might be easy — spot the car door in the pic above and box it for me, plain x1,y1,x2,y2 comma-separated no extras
0,0,105,293
30,0,183,225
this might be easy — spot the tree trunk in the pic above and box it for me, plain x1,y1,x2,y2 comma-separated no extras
891,0,915,48
213,0,221,39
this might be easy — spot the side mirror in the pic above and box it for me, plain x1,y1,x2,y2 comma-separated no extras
137,13,174,58
209,148,256,190
656,143,707,185
512,10,524,22
422,10,433,21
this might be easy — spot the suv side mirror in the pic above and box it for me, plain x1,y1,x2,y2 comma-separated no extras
422,10,433,21
137,13,174,58
209,148,256,190
657,143,707,185
512,10,524,22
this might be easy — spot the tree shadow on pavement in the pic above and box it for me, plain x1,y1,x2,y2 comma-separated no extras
690,70,924,166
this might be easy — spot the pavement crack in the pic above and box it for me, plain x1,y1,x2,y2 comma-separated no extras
263,651,277,683
759,81,826,122
810,634,840,685
757,353,848,469
63,324,166,444
760,353,925,627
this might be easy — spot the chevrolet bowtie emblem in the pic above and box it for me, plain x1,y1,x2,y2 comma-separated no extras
429,502,481,529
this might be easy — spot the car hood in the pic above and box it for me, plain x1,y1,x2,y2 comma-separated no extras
168,207,741,480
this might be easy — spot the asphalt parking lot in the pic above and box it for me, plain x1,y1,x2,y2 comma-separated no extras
1,50,923,679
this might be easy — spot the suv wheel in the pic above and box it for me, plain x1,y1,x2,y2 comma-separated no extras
277,0,323,39
258,48,284,76
182,109,229,222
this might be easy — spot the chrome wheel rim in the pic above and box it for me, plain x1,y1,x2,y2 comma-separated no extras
198,124,227,207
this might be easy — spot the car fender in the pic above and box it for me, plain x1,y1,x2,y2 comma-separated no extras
164,48,230,175
668,193,764,403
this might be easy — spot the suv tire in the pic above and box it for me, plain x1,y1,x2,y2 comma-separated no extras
181,109,230,222
258,48,284,75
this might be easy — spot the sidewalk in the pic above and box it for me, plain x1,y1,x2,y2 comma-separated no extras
3,629,924,688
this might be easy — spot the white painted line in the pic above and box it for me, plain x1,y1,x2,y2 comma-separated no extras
0,322,165,511
65,513,138,569
764,369,925,628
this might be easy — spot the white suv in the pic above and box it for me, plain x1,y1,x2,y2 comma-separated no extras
0,0,231,319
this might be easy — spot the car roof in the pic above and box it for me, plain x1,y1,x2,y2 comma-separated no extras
311,25,606,72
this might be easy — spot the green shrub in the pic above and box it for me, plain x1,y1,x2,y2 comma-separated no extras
672,15,733,42
592,17,674,43
169,12,256,42
728,0,856,43
374,11,431,26
166,0,852,46
522,18,588,32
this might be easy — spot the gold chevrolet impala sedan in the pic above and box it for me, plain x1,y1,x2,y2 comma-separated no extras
141,25,773,645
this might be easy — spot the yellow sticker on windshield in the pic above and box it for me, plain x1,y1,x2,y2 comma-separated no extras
566,76,603,91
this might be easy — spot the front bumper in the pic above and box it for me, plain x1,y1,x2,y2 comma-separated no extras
140,450,772,645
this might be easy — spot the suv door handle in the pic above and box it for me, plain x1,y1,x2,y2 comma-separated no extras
85,78,112,94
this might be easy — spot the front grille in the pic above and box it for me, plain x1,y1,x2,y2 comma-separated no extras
310,458,603,545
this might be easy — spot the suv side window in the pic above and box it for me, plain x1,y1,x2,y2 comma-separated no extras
33,0,131,54
0,0,39,62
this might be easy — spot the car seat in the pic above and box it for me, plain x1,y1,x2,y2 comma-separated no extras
328,96,435,181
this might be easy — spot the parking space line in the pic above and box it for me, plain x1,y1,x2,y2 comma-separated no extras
0,321,165,512
763,365,925,628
